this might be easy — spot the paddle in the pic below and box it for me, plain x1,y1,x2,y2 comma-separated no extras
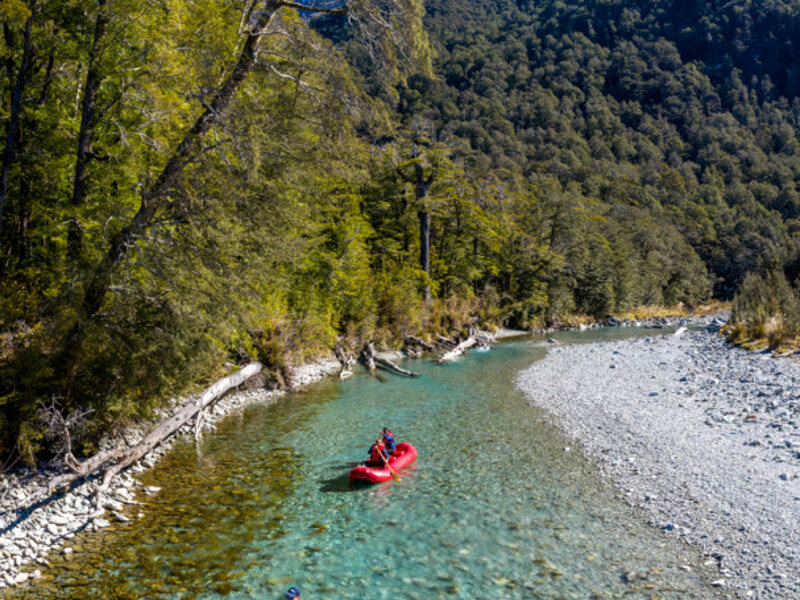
380,447,401,482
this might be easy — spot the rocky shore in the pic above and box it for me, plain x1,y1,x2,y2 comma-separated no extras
0,356,344,591
0,321,720,592
0,329,519,592
518,328,800,599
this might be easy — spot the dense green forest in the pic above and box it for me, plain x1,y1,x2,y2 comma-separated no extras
1,0,799,465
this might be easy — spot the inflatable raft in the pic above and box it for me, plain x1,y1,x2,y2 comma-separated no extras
349,442,417,483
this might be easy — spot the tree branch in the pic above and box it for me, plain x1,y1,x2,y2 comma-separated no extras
278,1,347,15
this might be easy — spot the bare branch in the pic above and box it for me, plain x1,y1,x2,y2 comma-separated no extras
278,0,347,15
269,65,323,93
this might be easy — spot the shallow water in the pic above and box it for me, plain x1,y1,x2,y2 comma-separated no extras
10,329,719,600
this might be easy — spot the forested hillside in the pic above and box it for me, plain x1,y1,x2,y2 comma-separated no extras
391,0,800,298
1,0,799,464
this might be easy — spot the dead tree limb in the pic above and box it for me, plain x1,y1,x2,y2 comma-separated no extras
375,355,418,377
404,335,433,354
48,362,262,496
436,335,459,349
334,339,355,379
362,342,377,375
194,406,204,440
40,398,94,474
438,337,477,363
360,342,388,382
360,342,418,377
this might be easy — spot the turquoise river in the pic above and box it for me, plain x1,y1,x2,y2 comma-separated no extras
8,329,720,600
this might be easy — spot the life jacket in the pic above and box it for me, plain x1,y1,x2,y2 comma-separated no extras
369,442,386,463
382,431,396,451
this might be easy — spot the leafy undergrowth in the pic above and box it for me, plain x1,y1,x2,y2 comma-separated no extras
726,271,800,354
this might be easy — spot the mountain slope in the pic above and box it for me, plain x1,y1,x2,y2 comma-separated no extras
397,0,800,295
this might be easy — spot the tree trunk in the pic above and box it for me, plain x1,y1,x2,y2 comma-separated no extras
68,0,109,260
374,355,418,377
438,337,477,362
418,208,430,272
36,47,55,105
404,335,434,353
48,362,262,496
414,160,431,302
57,2,285,379
334,339,355,379
0,3,35,240
362,342,377,375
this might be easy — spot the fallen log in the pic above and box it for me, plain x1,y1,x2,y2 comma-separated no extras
48,362,263,497
438,337,478,362
362,342,378,375
475,330,495,347
194,406,204,441
94,362,263,501
375,355,419,377
404,335,434,353
335,339,355,379
360,342,417,378
435,335,457,349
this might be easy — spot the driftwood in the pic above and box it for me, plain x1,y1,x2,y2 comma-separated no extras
438,337,478,362
361,342,417,378
362,342,378,375
334,339,355,379
435,335,457,349
194,407,205,441
375,355,419,377
48,362,263,497
404,335,434,353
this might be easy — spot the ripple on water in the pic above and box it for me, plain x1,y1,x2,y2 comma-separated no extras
8,329,720,600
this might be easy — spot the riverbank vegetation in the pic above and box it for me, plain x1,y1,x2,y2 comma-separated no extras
2,0,800,465
728,271,800,352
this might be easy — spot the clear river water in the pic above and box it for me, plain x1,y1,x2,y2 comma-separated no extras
9,329,719,600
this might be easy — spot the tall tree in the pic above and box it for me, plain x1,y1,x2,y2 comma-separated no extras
391,122,449,302
68,0,109,259
56,0,428,391
0,0,34,242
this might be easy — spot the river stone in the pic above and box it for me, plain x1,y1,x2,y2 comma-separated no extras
103,499,123,511
622,571,648,583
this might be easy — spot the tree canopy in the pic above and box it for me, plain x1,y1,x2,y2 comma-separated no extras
2,0,800,464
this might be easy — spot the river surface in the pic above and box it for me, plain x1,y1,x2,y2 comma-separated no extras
10,329,719,600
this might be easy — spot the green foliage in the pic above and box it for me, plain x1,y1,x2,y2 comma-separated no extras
730,270,800,350
4,0,800,464
383,0,800,298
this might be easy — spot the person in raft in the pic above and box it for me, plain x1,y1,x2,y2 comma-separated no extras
285,587,301,599
365,437,389,467
381,427,396,455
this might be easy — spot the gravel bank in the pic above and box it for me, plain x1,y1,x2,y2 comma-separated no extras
517,330,800,599
0,356,343,591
